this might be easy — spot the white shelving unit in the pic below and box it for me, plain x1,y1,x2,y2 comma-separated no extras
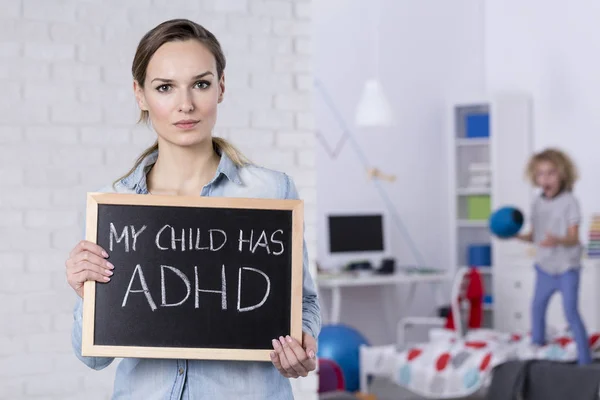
447,93,533,330
456,138,490,147
456,188,491,196
448,99,494,328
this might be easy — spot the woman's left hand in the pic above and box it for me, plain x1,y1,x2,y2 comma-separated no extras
270,331,317,378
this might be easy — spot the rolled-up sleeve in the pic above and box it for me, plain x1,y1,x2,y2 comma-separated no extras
566,194,581,226
284,174,322,339
70,204,116,370
71,293,115,370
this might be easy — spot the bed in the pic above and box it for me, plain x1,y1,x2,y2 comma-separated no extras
359,327,600,399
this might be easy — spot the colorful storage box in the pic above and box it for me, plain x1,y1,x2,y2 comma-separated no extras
467,195,491,220
465,113,490,138
587,214,600,258
468,244,491,266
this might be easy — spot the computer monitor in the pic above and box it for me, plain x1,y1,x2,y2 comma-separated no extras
323,212,391,270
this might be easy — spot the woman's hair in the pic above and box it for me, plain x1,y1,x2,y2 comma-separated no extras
115,19,248,187
525,148,578,191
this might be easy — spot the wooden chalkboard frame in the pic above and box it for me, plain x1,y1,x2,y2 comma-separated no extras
82,192,304,361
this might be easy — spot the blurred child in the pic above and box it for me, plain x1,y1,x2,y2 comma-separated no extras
516,148,591,365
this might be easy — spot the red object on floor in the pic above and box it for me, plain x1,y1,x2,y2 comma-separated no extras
445,268,484,330
318,358,345,393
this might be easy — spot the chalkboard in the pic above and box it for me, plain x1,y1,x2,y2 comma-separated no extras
81,193,303,361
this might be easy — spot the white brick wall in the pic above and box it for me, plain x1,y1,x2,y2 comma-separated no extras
0,0,317,399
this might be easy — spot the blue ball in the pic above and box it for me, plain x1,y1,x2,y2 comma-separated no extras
489,206,524,238
317,324,369,392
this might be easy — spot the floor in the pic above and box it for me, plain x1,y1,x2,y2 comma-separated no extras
320,377,486,400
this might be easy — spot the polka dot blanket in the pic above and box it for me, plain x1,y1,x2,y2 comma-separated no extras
393,328,600,399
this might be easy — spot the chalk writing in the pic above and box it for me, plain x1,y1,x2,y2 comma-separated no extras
237,267,271,312
110,224,147,252
155,225,227,252
160,265,190,307
194,264,227,310
109,223,285,314
110,223,129,252
122,264,157,311
238,229,285,255
120,264,270,313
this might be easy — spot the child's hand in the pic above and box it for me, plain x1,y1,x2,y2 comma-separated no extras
270,332,317,378
540,232,559,247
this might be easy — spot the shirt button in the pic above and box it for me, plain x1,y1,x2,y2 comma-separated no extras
178,367,184,375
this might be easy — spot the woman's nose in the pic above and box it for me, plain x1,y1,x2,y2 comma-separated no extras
178,91,195,112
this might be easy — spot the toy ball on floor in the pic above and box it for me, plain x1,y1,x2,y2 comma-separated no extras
318,358,345,393
317,324,370,392
489,206,524,238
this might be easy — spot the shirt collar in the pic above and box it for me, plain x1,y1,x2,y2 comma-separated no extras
216,149,243,186
121,148,242,194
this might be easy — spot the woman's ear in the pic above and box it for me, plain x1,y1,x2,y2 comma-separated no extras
218,75,225,103
133,80,148,111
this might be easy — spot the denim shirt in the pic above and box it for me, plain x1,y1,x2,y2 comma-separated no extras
71,149,321,400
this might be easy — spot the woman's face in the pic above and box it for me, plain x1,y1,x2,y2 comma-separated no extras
134,39,224,148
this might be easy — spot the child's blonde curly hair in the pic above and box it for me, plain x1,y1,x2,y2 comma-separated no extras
525,148,578,191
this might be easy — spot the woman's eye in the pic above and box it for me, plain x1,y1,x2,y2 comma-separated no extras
156,84,171,92
194,81,210,89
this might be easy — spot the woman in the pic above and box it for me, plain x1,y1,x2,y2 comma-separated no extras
65,18,321,399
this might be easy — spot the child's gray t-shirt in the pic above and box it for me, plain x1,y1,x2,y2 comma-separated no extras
532,191,582,274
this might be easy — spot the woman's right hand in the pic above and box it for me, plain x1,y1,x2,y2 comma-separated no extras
65,240,114,298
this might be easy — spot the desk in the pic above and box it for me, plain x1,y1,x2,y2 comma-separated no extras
317,270,450,324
